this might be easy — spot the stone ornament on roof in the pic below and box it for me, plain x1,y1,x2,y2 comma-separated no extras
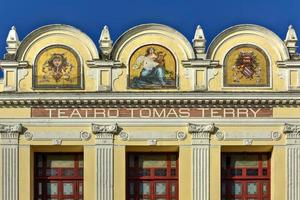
99,25,113,59
5,26,20,60
193,25,206,59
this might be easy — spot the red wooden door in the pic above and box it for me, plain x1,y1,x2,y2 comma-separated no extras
127,153,178,200
34,153,83,200
221,153,270,200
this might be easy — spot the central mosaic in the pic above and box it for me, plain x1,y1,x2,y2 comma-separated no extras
129,44,177,89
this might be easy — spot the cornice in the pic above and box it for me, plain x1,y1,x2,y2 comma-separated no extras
0,92,299,107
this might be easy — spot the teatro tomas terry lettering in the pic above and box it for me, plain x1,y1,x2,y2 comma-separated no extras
33,108,271,118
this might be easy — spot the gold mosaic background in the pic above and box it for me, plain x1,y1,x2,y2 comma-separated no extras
224,45,269,87
34,45,81,88
129,44,176,87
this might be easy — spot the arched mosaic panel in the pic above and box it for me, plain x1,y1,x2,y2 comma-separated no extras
129,44,177,89
223,44,270,87
33,45,82,89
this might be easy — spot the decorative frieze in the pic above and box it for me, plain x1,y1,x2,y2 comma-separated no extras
23,130,91,142
118,130,187,142
214,130,282,142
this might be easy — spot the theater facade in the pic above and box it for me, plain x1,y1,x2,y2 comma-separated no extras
0,23,300,200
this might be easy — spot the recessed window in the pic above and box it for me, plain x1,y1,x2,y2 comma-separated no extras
34,153,83,200
221,153,270,200
127,153,178,200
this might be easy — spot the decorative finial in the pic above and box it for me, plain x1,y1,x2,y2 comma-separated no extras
99,25,113,58
285,25,298,55
6,26,20,55
192,25,206,59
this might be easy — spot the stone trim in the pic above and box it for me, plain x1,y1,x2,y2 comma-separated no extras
214,131,281,142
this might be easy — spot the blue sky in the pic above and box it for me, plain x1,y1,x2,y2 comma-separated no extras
0,0,298,62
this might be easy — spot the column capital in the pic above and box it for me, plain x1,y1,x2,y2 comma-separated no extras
92,123,119,144
284,123,300,137
284,123,300,145
0,124,22,144
92,123,118,134
189,123,215,145
188,123,215,134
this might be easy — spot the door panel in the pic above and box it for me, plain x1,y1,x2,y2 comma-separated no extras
222,153,270,200
127,153,178,200
34,153,83,200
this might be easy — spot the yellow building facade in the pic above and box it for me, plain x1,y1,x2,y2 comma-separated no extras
0,23,300,200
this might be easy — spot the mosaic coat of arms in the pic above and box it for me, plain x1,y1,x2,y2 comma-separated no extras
224,45,270,87
129,44,177,89
33,45,82,89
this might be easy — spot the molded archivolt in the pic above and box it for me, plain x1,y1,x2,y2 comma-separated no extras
207,24,290,61
206,24,291,91
111,23,196,91
15,24,100,92
16,24,99,61
112,23,195,61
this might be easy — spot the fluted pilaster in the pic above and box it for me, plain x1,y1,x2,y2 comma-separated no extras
0,124,22,200
284,123,300,200
93,123,118,200
189,123,215,200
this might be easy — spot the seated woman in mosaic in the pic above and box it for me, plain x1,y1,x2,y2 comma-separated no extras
131,47,167,88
